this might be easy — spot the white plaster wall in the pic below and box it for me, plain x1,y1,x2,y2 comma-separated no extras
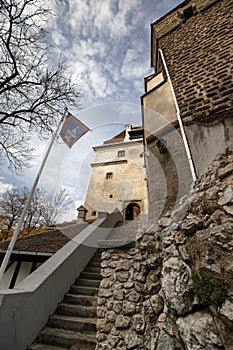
185,122,227,177
15,262,33,286
0,213,120,350
85,140,148,220
0,262,16,289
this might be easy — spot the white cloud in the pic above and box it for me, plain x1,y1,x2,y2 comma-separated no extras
0,0,182,208
0,178,13,193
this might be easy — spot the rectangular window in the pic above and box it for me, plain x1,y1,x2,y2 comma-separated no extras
92,211,96,216
118,150,125,157
106,172,113,179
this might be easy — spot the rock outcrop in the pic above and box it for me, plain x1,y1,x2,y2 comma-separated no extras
96,151,233,350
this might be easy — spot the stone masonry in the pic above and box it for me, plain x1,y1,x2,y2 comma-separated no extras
152,0,233,123
96,151,233,350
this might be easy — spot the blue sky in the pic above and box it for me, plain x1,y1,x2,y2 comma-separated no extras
0,0,181,220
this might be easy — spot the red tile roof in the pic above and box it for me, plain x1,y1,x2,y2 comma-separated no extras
0,222,89,254
104,126,142,144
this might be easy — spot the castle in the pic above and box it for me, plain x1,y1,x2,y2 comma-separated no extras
84,124,148,221
142,0,232,217
0,0,232,349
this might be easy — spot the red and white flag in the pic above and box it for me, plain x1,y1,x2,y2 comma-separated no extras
60,113,90,148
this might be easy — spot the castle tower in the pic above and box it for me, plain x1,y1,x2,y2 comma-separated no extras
84,125,148,221
141,0,233,218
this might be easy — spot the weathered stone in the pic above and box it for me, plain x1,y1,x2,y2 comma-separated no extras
175,231,186,244
158,216,172,227
177,312,224,349
101,268,114,278
101,251,111,260
135,282,146,293
97,343,112,350
113,290,124,300
124,333,139,349
133,262,141,271
161,257,194,315
181,214,203,234
178,245,191,262
110,327,120,336
123,281,134,288
218,163,233,179
100,279,110,289
96,332,107,342
135,272,146,282
123,301,136,315
112,301,122,314
218,185,233,205
98,297,107,306
116,260,131,271
96,319,112,333
106,310,116,322
219,298,233,321
150,294,164,315
156,329,185,350
223,205,233,216
96,152,233,350
98,289,112,298
116,271,129,282
108,335,119,347
132,315,146,334
97,306,106,318
128,248,140,255
127,291,140,303
115,315,131,329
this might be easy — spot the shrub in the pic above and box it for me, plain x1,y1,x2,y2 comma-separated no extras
192,269,227,307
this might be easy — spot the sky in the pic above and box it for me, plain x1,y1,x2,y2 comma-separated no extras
0,0,181,221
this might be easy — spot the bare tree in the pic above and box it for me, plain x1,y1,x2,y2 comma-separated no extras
40,189,72,227
0,0,82,172
0,186,72,238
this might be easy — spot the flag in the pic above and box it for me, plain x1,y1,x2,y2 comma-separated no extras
60,113,90,148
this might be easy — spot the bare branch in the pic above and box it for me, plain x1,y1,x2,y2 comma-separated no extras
0,0,82,171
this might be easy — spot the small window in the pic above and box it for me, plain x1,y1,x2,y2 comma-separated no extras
118,150,125,157
106,172,113,179
183,6,194,20
109,194,113,198
92,211,96,216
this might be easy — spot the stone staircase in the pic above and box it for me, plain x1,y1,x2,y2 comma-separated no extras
98,220,140,248
28,250,102,350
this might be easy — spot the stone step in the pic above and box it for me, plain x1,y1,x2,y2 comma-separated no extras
79,271,101,280
63,293,97,307
86,260,101,268
28,343,65,350
98,239,135,248
29,249,102,350
48,314,96,333
88,257,101,266
84,266,101,274
56,303,96,318
36,327,96,349
69,285,99,296
74,278,100,288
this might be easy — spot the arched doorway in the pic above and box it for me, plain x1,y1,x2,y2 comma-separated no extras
125,203,141,220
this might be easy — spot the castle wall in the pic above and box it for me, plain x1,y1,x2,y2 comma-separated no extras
152,0,232,123
84,140,148,220
143,0,233,217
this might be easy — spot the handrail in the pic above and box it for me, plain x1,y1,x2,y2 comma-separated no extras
158,48,197,181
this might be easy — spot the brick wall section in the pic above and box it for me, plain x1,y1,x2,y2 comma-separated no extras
152,0,233,122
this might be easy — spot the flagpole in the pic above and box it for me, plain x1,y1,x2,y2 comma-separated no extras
0,108,68,283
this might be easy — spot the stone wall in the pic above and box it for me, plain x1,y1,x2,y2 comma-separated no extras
152,0,233,122
146,127,192,220
96,151,233,349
